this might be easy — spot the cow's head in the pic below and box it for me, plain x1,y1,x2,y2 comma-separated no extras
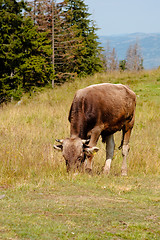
53,137,99,172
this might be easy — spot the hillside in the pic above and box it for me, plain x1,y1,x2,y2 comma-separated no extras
99,33,160,69
0,71,160,239
0,70,160,185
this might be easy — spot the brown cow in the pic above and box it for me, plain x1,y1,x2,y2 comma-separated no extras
54,83,136,175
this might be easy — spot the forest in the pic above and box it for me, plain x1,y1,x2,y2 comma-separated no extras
0,0,143,104
0,0,104,103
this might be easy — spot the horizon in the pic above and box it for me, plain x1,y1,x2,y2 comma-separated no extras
98,32,160,37
99,33,160,70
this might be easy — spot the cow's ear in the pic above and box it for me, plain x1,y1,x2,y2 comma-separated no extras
84,146,99,156
53,144,63,151
82,139,90,145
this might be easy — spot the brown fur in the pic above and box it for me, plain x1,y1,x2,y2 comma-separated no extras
54,83,136,173
69,83,136,144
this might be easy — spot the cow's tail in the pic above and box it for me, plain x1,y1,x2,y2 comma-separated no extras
118,128,125,150
118,140,123,150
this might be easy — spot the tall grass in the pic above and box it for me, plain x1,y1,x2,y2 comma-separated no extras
0,70,160,186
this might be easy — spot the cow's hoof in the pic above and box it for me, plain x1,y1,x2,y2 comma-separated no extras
121,171,127,176
103,168,110,175
73,172,79,176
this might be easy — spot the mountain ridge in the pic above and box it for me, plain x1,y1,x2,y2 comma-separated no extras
99,33,160,69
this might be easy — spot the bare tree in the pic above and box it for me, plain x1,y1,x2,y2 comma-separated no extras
110,48,118,71
104,41,111,71
104,42,118,71
27,0,80,83
126,41,143,71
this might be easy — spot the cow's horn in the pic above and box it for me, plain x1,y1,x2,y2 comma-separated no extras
53,144,63,151
56,139,63,144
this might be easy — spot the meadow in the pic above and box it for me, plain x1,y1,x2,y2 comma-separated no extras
0,70,160,239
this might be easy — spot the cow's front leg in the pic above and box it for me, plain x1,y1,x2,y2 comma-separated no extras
103,135,115,174
121,129,131,176
85,126,102,173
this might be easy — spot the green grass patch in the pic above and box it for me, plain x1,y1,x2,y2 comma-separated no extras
0,175,160,239
0,70,160,238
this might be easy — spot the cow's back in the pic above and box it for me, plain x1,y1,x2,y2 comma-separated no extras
69,83,136,138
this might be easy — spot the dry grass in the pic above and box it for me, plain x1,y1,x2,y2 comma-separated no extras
0,70,160,186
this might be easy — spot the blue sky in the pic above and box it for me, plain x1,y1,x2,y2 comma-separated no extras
84,0,160,36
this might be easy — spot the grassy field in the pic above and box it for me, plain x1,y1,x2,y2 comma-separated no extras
0,70,160,239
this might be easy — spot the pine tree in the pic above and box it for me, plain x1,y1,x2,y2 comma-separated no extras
0,0,53,102
119,60,127,71
27,0,80,83
66,0,103,76
0,0,26,102
53,1,81,82
27,0,103,81
19,19,53,90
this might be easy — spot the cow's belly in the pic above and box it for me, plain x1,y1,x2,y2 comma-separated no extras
86,120,125,144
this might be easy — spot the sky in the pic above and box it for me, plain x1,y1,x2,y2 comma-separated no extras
84,0,160,36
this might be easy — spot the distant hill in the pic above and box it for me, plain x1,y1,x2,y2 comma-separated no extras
99,33,160,69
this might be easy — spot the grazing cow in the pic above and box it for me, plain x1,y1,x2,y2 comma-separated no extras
54,83,136,175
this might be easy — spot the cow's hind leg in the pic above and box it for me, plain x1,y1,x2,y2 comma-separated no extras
103,135,115,174
121,129,132,176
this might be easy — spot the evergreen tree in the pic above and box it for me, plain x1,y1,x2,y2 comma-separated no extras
53,1,81,82
27,0,103,81
27,0,80,83
66,0,103,76
0,0,26,102
19,18,53,90
119,60,127,71
0,0,53,102
0,0,104,103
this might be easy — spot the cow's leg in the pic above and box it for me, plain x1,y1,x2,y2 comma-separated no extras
85,126,102,172
121,129,131,176
103,135,115,174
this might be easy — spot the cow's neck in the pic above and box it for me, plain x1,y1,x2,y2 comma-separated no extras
70,121,87,139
